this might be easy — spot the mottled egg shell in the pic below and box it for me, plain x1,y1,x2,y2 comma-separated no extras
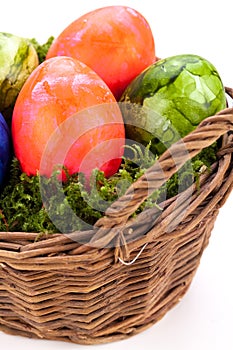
0,32,39,123
12,56,125,180
46,6,156,100
120,54,226,155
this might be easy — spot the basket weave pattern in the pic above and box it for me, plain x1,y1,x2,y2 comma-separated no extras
0,88,233,345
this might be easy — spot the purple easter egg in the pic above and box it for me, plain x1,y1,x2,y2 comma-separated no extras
0,113,11,187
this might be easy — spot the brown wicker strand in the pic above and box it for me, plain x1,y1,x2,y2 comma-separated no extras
91,109,233,248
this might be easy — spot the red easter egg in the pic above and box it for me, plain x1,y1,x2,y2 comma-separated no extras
12,56,125,180
46,6,156,100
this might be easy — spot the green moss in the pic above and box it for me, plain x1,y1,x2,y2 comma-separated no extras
29,36,54,64
0,142,218,234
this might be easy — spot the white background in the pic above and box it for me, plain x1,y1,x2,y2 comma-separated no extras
1,0,233,349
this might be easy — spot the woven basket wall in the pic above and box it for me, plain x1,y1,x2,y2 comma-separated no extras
0,88,233,345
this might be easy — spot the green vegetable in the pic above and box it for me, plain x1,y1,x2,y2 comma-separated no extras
120,54,226,155
0,32,39,124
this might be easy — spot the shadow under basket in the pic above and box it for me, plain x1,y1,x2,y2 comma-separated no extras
0,88,233,345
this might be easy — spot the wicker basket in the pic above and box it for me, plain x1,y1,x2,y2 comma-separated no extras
0,88,233,345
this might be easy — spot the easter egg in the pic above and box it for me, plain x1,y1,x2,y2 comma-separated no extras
46,6,156,100
12,56,125,180
120,54,226,155
0,32,39,124
0,112,11,187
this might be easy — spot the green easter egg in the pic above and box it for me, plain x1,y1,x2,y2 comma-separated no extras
0,32,39,124
120,54,226,155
